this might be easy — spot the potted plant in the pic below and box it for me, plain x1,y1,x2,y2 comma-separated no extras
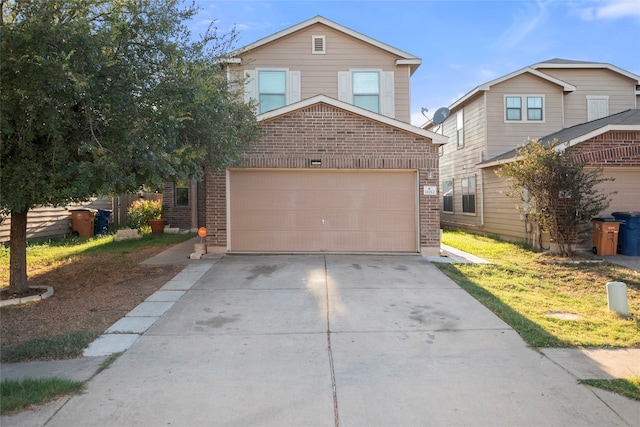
127,199,166,234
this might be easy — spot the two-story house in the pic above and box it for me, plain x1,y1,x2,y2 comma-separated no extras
428,59,640,247
163,16,446,255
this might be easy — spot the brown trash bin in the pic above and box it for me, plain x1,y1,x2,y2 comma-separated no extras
591,218,620,256
69,209,96,237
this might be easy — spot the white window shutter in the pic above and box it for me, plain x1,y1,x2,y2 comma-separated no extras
381,71,395,118
338,71,351,103
288,70,301,104
244,70,257,106
587,96,609,121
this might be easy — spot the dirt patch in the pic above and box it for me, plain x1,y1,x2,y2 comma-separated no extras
0,246,186,354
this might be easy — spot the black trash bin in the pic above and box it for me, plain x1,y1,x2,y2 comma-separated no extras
611,211,640,256
95,209,112,235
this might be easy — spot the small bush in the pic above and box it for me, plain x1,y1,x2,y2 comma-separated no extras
127,199,162,230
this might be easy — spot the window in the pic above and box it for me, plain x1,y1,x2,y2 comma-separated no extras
442,180,454,213
587,96,609,121
505,95,545,122
527,97,543,121
175,182,189,207
456,110,464,148
312,35,325,54
258,70,286,113
461,176,476,214
352,71,380,113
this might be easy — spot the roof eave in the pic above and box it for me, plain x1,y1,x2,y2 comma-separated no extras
532,61,640,84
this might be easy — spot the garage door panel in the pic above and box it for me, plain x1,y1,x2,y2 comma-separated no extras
230,170,417,252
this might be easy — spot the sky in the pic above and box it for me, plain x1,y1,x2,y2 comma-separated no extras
188,0,640,126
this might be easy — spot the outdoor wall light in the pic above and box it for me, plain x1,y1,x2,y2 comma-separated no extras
310,159,322,166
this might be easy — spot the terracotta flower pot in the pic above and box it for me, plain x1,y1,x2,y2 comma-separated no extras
149,219,168,234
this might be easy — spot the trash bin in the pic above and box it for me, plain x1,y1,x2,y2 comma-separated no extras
591,217,620,256
611,211,640,256
69,209,96,237
95,209,112,235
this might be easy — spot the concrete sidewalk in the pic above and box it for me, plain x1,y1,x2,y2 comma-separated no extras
2,253,638,426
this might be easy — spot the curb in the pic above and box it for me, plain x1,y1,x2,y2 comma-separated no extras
0,286,54,308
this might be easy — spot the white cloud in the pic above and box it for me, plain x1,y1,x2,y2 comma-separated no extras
492,0,550,50
579,0,640,21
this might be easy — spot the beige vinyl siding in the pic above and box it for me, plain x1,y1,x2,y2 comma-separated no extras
235,23,412,123
480,169,526,242
539,69,637,127
485,73,564,159
438,93,485,230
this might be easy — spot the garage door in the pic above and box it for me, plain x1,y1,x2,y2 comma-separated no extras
597,167,640,212
229,169,417,252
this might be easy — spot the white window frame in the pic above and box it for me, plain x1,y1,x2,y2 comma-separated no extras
461,176,476,214
312,35,326,54
456,110,464,148
442,179,454,213
504,95,545,123
338,69,395,118
244,68,301,114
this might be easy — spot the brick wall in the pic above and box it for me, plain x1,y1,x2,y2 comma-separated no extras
206,102,441,251
566,131,640,166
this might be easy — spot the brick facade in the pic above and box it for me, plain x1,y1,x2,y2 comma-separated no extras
566,131,640,166
205,102,441,253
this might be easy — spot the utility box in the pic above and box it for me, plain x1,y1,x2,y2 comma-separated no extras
69,209,96,237
612,211,640,256
591,218,620,256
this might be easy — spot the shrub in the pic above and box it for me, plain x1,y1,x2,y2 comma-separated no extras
127,199,162,230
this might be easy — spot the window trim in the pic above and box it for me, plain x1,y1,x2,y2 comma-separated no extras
504,95,545,123
461,176,476,215
257,68,288,114
442,179,454,213
175,182,190,207
352,70,381,114
456,110,464,148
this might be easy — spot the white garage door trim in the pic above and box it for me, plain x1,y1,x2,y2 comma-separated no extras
227,168,419,253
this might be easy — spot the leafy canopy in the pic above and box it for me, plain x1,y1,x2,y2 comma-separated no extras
0,0,259,213
497,139,613,256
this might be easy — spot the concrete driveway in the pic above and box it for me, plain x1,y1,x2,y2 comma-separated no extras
39,255,635,426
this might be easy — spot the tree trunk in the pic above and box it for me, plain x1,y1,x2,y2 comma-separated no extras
9,209,29,294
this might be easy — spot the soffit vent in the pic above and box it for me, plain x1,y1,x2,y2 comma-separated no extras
312,35,326,54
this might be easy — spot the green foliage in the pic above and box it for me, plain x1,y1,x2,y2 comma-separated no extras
497,139,613,256
1,0,259,291
1,377,85,414
126,199,162,229
0,331,99,363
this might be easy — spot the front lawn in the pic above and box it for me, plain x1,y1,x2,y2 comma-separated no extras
436,230,640,348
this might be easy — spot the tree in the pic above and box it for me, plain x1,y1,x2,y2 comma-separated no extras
0,0,259,293
497,139,613,256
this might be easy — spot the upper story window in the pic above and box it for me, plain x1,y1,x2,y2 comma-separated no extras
505,95,544,122
352,71,380,113
456,110,464,148
259,70,286,113
338,69,395,118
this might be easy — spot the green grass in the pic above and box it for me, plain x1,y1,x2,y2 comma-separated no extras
0,232,194,285
437,230,640,348
580,377,640,401
0,377,85,414
0,331,99,363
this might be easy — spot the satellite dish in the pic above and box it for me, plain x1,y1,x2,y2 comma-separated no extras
432,107,450,125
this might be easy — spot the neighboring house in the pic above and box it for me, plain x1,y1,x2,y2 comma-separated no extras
427,59,640,246
163,16,446,255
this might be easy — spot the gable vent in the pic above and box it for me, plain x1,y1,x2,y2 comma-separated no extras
312,35,326,54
